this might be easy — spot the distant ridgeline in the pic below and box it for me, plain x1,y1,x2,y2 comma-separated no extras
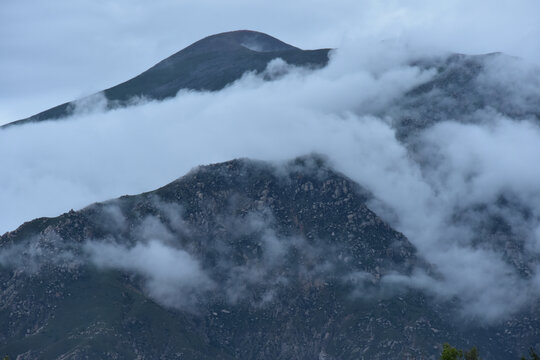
5,31,539,134
2,30,330,128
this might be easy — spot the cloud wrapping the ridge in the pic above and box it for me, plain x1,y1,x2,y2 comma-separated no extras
1,34,540,322
0,43,433,235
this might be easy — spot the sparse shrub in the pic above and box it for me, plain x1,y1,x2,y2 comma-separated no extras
440,343,480,360
521,348,540,360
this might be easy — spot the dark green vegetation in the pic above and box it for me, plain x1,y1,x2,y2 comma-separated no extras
2,30,330,128
439,343,540,360
1,157,539,359
522,348,540,360
440,343,480,360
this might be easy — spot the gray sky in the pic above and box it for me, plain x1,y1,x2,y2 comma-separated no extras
1,0,540,123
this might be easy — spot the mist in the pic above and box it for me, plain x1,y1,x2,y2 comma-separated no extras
2,30,540,321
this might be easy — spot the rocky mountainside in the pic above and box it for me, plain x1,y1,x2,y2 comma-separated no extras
2,30,330,128
1,156,539,359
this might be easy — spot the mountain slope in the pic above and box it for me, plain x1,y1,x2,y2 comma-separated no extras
3,30,330,128
2,156,538,359
0,156,456,359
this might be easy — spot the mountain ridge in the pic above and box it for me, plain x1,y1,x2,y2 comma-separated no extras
2,30,330,128
0,156,442,359
2,30,540,359
1,156,539,359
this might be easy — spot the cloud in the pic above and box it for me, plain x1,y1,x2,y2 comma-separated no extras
1,26,540,322
84,239,215,311
69,92,109,116
0,44,433,235
0,202,403,311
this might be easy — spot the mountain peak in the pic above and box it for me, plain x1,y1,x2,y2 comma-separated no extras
187,30,299,53
3,31,329,128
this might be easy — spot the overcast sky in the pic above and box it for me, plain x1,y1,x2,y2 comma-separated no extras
1,0,540,123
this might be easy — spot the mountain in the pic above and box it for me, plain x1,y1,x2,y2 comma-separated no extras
1,156,539,359
2,156,424,359
7,34,539,135
2,31,540,359
2,30,330,128
391,52,540,140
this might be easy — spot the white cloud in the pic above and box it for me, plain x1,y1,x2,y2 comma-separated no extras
0,45,433,235
2,3,540,321
84,239,215,310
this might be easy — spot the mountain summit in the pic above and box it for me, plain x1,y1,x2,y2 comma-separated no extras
3,30,330,128
182,30,300,53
